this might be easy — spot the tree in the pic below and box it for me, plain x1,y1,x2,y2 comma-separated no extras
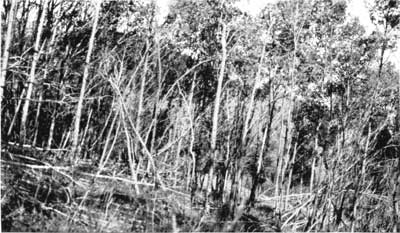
20,0,49,142
2,0,400,232
0,0,16,156
71,0,101,156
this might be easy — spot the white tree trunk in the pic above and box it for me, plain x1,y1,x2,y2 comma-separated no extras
0,0,16,161
211,23,227,155
207,23,228,202
20,0,49,141
72,1,101,155
242,38,269,145
0,0,15,102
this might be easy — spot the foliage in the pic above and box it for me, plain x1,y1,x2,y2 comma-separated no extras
1,0,399,232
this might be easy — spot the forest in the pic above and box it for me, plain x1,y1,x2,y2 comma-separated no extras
1,0,399,232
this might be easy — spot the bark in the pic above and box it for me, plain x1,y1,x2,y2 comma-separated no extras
36,19,59,147
242,42,266,145
32,93,43,146
20,0,49,142
135,51,148,160
0,1,16,120
207,22,228,202
0,1,2,65
188,73,197,198
149,33,163,157
47,113,56,150
285,141,297,209
0,0,2,68
378,25,388,80
249,86,275,205
276,2,300,211
121,112,139,194
275,104,286,209
397,43,400,131
71,1,101,155
0,0,16,150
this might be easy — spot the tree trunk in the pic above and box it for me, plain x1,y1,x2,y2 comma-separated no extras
207,22,228,203
396,44,400,131
135,52,148,159
242,42,266,145
32,93,43,146
249,85,275,205
37,18,59,147
377,25,388,80
71,1,101,156
20,0,48,142
0,0,16,150
47,112,56,150
0,0,2,68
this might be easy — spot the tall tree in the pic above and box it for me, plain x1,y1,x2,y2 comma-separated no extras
71,0,101,156
20,0,48,142
0,0,16,149
207,21,228,204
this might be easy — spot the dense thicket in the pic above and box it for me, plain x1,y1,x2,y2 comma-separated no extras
1,0,399,232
